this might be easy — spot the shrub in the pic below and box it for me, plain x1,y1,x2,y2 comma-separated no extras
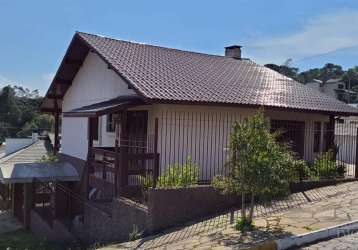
157,156,199,188
139,174,154,201
235,217,255,233
312,150,345,179
292,159,313,181
39,152,58,163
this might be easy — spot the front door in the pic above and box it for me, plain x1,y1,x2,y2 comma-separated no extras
126,111,148,154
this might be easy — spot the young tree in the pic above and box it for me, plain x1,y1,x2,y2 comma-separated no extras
214,110,296,231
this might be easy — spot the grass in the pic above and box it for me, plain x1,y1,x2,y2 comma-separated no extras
0,229,64,250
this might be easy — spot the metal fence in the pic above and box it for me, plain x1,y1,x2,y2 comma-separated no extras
89,112,358,199
139,113,358,187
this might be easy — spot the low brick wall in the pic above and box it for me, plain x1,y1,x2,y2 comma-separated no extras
147,185,239,232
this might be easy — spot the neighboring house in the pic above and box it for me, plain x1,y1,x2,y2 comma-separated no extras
2,133,39,156
306,78,358,103
4,32,358,243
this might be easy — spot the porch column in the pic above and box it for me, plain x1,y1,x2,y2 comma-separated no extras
13,183,24,222
86,118,95,199
114,116,120,196
23,183,34,229
327,115,336,153
119,110,128,190
54,112,60,154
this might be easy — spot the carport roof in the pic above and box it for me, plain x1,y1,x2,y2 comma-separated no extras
0,139,79,184
0,162,79,184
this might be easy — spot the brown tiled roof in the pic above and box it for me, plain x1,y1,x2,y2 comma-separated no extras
42,32,358,115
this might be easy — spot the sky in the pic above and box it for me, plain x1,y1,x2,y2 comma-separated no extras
0,0,358,95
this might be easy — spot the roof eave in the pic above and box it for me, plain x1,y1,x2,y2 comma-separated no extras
149,98,358,117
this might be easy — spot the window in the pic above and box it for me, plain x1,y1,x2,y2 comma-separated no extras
338,84,344,89
313,122,321,153
106,114,119,133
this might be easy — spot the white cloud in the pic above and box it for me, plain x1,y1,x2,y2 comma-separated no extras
247,9,358,65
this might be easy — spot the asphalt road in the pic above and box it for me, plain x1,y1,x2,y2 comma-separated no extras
300,232,358,249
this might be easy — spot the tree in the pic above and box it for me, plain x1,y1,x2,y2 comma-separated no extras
343,67,358,90
0,85,52,143
297,68,321,83
265,60,299,81
319,63,344,83
213,110,296,231
0,86,20,129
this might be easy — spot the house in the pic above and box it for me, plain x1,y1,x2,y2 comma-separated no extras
306,78,358,103
5,31,358,243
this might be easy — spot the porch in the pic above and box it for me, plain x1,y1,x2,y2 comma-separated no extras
63,95,160,201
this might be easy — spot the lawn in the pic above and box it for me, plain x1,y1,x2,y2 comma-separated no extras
0,229,64,250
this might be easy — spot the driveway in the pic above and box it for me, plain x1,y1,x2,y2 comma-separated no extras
103,181,358,250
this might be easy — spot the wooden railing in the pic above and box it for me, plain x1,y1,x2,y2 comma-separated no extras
88,147,159,200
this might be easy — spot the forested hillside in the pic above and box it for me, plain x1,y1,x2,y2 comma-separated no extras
265,61,358,90
0,85,53,144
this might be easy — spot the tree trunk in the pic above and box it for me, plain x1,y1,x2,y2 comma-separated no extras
248,192,255,223
241,192,246,220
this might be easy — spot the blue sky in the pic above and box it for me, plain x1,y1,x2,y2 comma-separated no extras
1,0,358,94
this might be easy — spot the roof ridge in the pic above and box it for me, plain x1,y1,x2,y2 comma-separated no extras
76,31,231,59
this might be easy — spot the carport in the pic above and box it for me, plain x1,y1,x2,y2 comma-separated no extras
0,162,79,228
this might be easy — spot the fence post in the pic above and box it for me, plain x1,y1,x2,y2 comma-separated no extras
153,118,159,188
355,128,358,179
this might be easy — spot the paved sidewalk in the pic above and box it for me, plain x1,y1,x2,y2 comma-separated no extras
103,181,358,250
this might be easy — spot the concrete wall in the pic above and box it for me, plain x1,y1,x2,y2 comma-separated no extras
30,210,76,244
61,52,136,160
79,197,148,244
147,185,238,233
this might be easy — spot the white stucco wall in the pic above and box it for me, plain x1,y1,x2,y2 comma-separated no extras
61,52,136,160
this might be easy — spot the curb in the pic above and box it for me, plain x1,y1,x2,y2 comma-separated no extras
248,220,358,250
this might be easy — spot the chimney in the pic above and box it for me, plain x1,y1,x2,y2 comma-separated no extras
32,133,39,142
225,45,242,59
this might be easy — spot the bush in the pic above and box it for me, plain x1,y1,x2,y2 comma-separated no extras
139,174,154,201
292,159,313,181
235,217,255,233
39,152,59,163
311,150,345,179
157,156,199,187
